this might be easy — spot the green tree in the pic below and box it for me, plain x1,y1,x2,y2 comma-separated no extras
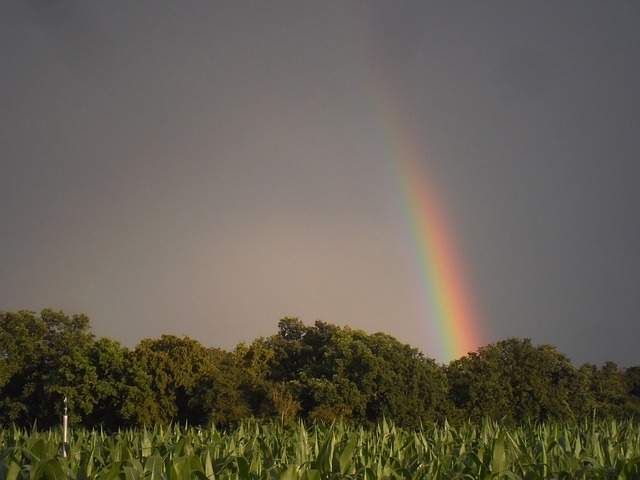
625,366,640,400
363,332,448,427
623,366,640,416
84,337,156,429
0,309,98,427
131,335,216,425
248,319,448,427
447,338,587,424
189,348,252,427
0,310,47,423
447,349,510,422
583,361,628,419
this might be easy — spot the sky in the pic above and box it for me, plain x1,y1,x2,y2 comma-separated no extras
2,1,639,366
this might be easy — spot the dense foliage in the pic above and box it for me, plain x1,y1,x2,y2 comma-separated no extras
1,310,640,429
2,420,640,479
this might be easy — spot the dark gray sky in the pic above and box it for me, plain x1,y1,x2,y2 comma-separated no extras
2,1,639,366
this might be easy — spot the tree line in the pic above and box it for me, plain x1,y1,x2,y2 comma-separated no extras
1,309,639,430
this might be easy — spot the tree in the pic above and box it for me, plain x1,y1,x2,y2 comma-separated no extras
188,348,252,427
84,337,156,429
447,349,511,422
131,335,216,425
447,338,587,424
625,366,640,400
0,310,47,424
583,361,628,419
623,366,640,416
246,319,448,427
0,309,98,427
363,332,448,427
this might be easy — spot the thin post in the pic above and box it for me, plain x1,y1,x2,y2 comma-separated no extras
62,397,68,458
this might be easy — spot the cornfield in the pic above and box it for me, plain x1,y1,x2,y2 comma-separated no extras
1,419,640,479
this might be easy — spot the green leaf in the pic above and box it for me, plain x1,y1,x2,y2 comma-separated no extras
339,434,358,475
33,459,67,480
236,456,250,479
144,454,164,480
621,456,640,478
123,465,139,480
97,461,123,480
170,456,193,480
279,465,298,480
491,432,507,474
27,438,47,462
300,469,321,480
203,450,215,479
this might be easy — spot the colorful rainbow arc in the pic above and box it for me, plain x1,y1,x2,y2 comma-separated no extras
369,77,482,362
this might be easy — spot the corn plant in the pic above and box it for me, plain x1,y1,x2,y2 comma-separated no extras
1,419,640,479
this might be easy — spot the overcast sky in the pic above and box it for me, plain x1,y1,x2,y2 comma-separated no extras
2,1,639,366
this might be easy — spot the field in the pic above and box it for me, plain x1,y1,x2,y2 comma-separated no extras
1,419,640,479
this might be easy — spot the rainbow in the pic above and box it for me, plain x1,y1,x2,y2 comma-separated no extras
367,72,482,362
